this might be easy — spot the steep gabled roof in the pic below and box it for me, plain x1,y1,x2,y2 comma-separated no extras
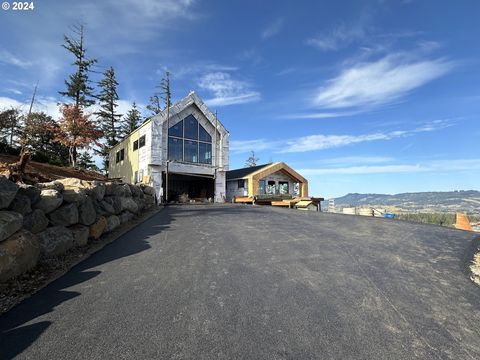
150,91,228,134
226,163,272,180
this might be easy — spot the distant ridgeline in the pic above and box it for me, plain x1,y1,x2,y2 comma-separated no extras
331,190,480,214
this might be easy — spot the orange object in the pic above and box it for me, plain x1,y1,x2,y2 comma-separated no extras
455,212,473,231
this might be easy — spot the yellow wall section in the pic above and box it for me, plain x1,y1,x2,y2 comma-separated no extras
108,123,147,182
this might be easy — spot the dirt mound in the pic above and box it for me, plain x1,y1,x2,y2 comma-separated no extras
0,154,106,182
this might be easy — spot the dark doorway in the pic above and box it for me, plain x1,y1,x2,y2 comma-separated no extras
164,173,214,201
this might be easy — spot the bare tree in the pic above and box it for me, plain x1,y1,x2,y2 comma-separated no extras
245,150,259,167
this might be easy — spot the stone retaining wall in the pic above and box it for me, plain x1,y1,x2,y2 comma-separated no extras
0,176,156,283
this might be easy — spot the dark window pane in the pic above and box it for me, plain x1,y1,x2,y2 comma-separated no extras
259,180,266,194
184,115,198,140
169,120,183,137
199,124,212,142
168,137,183,161
184,139,198,162
199,142,211,164
237,179,244,188
133,140,138,151
139,135,146,148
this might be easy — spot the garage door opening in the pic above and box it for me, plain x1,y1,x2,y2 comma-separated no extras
164,173,214,202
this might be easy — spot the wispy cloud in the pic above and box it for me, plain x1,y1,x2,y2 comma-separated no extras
282,110,360,120
0,50,32,68
306,23,365,51
230,139,279,153
280,119,453,153
230,119,453,154
199,72,261,107
313,54,454,109
261,18,284,40
299,159,480,175
317,156,394,165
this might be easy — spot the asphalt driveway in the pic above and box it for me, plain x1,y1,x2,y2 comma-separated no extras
1,205,479,359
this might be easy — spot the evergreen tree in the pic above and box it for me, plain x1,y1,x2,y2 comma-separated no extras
59,23,97,108
245,150,259,167
22,111,70,165
146,94,161,116
78,151,99,171
121,102,141,137
0,108,23,148
96,66,121,145
146,71,171,116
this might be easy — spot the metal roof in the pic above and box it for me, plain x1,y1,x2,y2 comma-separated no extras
226,163,272,180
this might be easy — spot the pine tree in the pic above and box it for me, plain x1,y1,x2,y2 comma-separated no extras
59,23,97,108
146,94,161,116
96,66,121,145
121,102,141,137
22,112,70,165
0,108,22,148
78,151,99,171
245,151,259,167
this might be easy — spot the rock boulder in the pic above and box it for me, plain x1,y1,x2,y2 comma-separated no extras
69,224,89,247
17,183,41,204
89,216,107,240
105,215,120,233
0,211,23,242
0,229,40,282
78,197,96,225
34,189,63,214
23,209,49,234
8,193,32,215
120,197,138,213
119,211,134,224
0,176,18,209
37,226,74,258
49,203,79,226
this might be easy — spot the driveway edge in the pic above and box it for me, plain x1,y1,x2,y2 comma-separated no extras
0,206,164,315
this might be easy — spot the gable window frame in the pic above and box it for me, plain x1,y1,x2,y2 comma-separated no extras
167,114,212,165
133,140,139,151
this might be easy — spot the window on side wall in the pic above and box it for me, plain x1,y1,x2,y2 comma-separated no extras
133,140,139,151
238,179,245,188
116,148,125,163
279,181,289,194
139,135,146,148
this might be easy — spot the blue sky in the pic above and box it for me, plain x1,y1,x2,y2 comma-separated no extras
1,0,479,197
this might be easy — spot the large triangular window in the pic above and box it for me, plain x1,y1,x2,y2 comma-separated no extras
168,114,212,164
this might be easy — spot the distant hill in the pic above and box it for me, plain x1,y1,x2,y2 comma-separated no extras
331,190,480,214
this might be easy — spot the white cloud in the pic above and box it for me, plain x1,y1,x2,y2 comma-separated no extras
300,164,423,175
318,156,394,165
0,96,142,120
261,18,284,40
299,159,480,175
313,54,454,109
230,139,279,153
199,72,261,107
0,50,32,68
230,119,453,154
306,23,365,51
282,110,360,120
281,120,453,153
